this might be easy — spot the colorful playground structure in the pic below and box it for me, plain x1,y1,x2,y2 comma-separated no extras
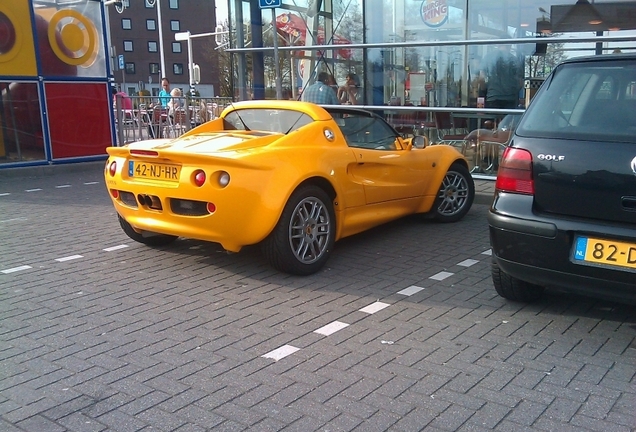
0,0,113,167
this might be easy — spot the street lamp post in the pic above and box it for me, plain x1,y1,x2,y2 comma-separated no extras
156,0,166,80
175,29,228,94
176,31,194,89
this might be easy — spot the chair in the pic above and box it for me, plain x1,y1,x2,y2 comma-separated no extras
414,110,436,138
168,108,188,138
394,111,416,136
149,106,169,138
433,111,468,150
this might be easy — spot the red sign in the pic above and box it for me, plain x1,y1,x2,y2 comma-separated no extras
276,13,353,59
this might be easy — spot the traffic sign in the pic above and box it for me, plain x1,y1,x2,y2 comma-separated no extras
259,0,281,9
118,54,124,70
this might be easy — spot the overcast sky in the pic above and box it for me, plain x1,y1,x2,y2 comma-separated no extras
216,2,228,22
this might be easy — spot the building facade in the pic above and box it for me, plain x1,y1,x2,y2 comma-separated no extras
228,0,636,107
0,0,220,169
225,0,635,177
108,0,220,98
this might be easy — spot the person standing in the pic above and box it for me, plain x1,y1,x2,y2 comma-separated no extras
158,77,171,108
302,71,340,105
480,45,523,109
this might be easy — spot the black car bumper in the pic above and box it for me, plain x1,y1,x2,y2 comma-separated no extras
488,193,636,302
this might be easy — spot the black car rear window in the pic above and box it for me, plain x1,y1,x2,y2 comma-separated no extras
517,59,636,143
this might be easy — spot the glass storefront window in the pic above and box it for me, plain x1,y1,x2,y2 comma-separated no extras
229,0,365,102
227,0,636,177
0,81,46,163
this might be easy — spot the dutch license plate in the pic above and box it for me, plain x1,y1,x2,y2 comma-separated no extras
573,236,636,270
129,161,180,181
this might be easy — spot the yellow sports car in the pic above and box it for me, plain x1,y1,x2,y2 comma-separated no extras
105,100,474,275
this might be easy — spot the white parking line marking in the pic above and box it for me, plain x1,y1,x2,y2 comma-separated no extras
397,285,425,296
56,185,71,188
482,249,492,255
0,193,10,197
2,265,32,274
25,188,42,192
430,271,453,281
104,245,129,252
314,321,349,336
262,345,300,361
0,217,28,223
84,182,99,185
458,259,479,267
55,255,83,262
359,301,391,314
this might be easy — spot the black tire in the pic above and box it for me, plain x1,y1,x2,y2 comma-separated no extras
491,258,545,302
118,214,178,246
433,163,475,222
261,185,335,275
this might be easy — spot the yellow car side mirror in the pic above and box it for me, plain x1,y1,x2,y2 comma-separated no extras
410,135,428,149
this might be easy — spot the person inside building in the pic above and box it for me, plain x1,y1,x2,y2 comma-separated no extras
479,45,523,109
302,71,340,105
337,72,361,105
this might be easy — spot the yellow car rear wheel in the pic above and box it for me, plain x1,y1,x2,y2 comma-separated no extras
262,185,335,275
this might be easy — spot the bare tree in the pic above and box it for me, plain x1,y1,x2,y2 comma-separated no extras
526,39,568,78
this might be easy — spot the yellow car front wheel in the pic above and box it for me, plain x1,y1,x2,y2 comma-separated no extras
433,163,475,223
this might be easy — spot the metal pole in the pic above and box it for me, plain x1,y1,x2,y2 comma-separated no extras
186,32,194,89
290,34,296,99
157,0,166,79
235,0,247,101
272,8,282,99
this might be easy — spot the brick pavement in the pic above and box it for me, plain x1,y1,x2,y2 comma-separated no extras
0,162,634,431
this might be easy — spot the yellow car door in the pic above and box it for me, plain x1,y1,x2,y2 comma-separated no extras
350,144,432,204
340,115,430,204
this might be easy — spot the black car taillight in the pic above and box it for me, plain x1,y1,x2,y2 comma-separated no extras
495,147,534,195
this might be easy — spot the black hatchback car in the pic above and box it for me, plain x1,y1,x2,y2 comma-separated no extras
489,53,636,303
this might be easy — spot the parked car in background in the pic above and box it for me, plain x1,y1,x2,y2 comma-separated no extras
489,53,636,303
105,100,474,275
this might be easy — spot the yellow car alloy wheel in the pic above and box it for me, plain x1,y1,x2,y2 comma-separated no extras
262,185,336,275
433,163,475,223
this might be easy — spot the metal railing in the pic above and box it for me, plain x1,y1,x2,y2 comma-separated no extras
113,96,520,178
112,95,234,145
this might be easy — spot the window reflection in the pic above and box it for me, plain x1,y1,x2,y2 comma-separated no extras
0,82,46,163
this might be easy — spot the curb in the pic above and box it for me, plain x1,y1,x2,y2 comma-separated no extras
474,192,493,206
0,160,106,180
